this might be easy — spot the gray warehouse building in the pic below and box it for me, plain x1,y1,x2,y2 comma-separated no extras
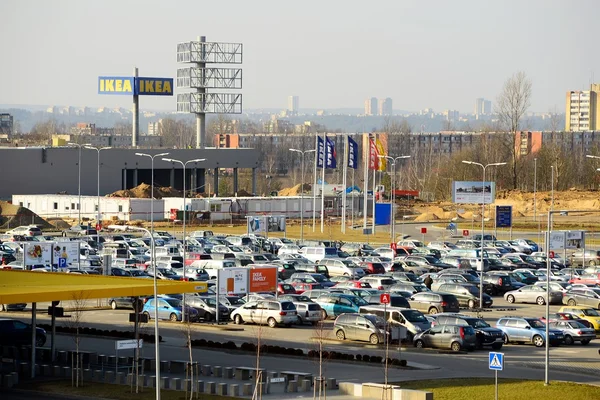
0,147,261,200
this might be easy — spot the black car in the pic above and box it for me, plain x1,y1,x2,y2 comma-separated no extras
363,294,410,308
0,318,46,347
482,273,514,295
435,315,503,350
184,295,230,321
0,251,17,265
108,297,144,311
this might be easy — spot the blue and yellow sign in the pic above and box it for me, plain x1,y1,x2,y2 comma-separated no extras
136,77,173,96
98,77,134,95
98,76,173,96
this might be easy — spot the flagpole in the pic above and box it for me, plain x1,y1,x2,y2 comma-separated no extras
341,134,348,234
351,163,355,229
372,135,377,234
320,132,326,233
363,134,368,230
312,131,318,232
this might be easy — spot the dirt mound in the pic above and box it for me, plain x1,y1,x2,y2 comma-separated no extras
0,201,54,230
107,183,182,199
46,218,71,230
236,189,253,197
278,183,311,197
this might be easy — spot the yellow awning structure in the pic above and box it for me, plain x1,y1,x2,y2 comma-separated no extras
0,270,208,304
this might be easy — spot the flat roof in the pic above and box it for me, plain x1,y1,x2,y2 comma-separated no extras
0,270,207,304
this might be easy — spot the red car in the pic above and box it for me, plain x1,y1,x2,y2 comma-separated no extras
359,262,386,275
287,278,323,294
334,280,372,289
277,283,297,295
569,273,600,285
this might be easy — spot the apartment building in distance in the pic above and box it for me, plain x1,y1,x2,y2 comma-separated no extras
516,130,600,157
287,95,299,115
378,98,393,116
0,113,13,137
364,97,378,116
474,98,492,115
565,84,600,132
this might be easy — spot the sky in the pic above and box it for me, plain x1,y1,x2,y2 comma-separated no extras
1,0,599,114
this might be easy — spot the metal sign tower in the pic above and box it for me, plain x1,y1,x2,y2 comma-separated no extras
176,36,243,148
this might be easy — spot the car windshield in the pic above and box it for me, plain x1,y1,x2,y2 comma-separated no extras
342,260,357,267
466,318,490,328
363,245,374,250
523,256,536,263
466,286,480,295
204,298,217,306
311,275,328,282
161,269,177,276
582,309,600,316
353,296,368,306
402,310,427,323
526,319,546,329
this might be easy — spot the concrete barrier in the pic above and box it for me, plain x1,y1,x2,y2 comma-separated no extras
213,365,222,378
2,374,13,389
326,377,337,389
160,376,170,389
392,388,434,400
93,369,104,382
170,360,186,374
242,383,253,396
61,366,72,378
195,380,205,393
287,380,298,393
216,382,228,396
83,369,93,382
205,381,216,394
362,383,398,399
339,382,362,396
18,362,29,375
41,364,52,377
170,378,182,391
201,364,212,376
300,379,311,392
116,372,126,385
223,366,234,379
160,360,169,373
104,370,115,384
229,383,240,396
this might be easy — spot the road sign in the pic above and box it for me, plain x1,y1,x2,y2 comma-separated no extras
420,227,427,234
495,206,512,228
115,339,143,350
463,229,469,237
390,242,397,250
58,257,67,268
549,251,555,259
489,352,504,371
380,293,390,304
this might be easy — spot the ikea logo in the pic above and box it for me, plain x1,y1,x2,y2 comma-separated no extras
98,76,173,96
98,77,134,95
136,77,173,96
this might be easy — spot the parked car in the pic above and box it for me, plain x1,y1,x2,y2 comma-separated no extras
333,313,387,344
504,285,563,305
334,280,372,289
482,272,514,295
359,276,397,291
548,320,595,345
437,283,493,309
569,250,600,267
0,318,46,346
363,294,410,308
294,302,324,325
231,300,297,328
407,292,460,314
6,225,43,237
435,315,503,350
277,283,297,295
558,306,600,332
496,317,564,347
390,282,429,294
562,287,600,308
108,297,144,311
359,262,386,275
0,302,27,312
184,295,230,321
315,293,368,319
413,324,476,352
142,297,199,322
568,273,600,285
319,258,365,278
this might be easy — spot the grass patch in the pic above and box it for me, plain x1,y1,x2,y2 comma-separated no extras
393,378,600,400
18,380,239,400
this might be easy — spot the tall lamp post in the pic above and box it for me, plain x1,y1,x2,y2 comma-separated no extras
162,157,205,321
378,155,410,241
462,160,507,310
289,148,316,242
533,158,537,222
68,142,91,225
134,152,168,400
84,146,111,247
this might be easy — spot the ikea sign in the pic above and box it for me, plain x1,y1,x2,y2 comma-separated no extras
98,76,173,96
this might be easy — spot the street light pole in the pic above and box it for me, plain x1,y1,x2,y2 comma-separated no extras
462,160,507,310
290,149,316,242
378,155,410,242
534,158,537,222
84,146,111,248
68,142,91,225
162,157,205,321
135,152,168,400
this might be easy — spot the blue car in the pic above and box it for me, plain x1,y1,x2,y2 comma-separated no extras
142,297,199,322
315,293,368,319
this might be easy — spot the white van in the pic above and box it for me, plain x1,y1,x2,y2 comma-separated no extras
191,259,238,279
154,245,182,258
299,247,338,263
359,305,431,341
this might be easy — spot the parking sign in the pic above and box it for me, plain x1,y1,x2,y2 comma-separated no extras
380,293,390,304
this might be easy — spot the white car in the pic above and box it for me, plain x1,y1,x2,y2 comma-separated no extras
6,225,42,237
320,258,365,278
231,300,297,328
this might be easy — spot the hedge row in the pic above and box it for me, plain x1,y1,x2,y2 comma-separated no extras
190,339,407,367
38,324,161,343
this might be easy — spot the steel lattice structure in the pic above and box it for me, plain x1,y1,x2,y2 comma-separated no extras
176,67,242,89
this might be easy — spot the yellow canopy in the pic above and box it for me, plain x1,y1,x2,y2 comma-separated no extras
0,270,207,304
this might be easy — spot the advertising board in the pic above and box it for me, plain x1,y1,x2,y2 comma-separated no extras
549,232,566,250
52,242,80,266
249,267,278,293
23,242,53,266
267,216,286,232
247,216,266,233
566,231,585,249
217,268,247,295
452,181,496,204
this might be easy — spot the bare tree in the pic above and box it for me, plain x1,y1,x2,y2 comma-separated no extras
63,291,90,387
496,71,533,188
312,319,331,400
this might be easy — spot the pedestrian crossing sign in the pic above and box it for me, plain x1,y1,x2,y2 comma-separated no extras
489,352,504,371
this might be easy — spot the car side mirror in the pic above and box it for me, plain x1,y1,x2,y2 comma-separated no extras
525,326,530,329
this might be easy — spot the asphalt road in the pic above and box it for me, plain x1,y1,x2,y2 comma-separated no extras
4,296,600,385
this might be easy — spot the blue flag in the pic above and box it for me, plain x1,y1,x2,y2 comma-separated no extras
317,136,325,168
326,137,337,169
348,136,358,169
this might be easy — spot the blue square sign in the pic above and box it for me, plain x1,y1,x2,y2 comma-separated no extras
489,352,504,371
58,257,67,268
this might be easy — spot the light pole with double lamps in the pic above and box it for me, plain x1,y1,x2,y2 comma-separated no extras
68,142,91,225
84,145,111,247
378,155,410,242
289,148,316,242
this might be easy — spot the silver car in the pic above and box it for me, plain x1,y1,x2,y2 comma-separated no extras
231,300,297,328
548,320,595,345
504,285,563,305
413,324,476,352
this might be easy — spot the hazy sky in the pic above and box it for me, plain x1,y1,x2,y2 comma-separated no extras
1,0,598,114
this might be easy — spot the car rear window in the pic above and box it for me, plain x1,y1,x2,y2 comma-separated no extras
281,301,296,311
440,294,457,302
381,279,395,285
308,303,320,311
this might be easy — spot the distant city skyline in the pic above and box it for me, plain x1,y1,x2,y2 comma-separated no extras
2,1,599,114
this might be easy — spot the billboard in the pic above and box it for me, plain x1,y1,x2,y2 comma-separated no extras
217,268,247,295
52,242,80,267
495,205,512,228
267,216,286,232
23,242,53,266
566,231,585,249
249,267,278,293
247,216,266,233
98,76,174,96
549,232,566,250
452,181,496,204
